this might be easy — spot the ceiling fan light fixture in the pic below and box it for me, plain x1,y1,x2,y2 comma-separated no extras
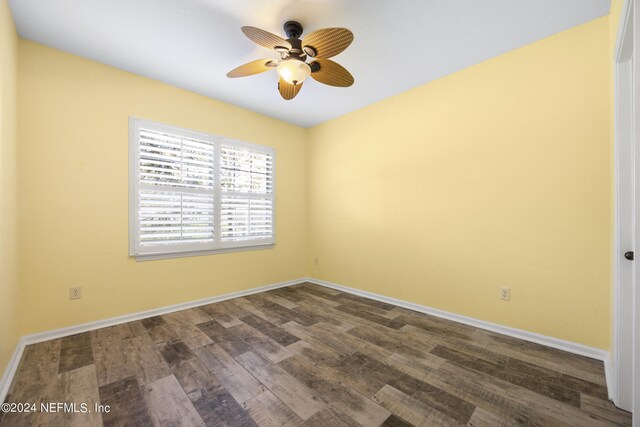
277,59,311,85
229,21,354,99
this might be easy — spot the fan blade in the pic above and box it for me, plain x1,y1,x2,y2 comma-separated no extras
241,26,292,51
226,59,277,78
309,59,354,87
302,28,353,58
278,78,303,100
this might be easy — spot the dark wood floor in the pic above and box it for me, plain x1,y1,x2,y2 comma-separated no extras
0,283,632,426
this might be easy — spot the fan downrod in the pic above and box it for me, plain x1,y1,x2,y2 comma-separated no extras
284,21,303,39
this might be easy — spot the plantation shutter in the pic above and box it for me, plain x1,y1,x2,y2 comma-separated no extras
220,144,274,244
136,127,216,254
130,119,275,259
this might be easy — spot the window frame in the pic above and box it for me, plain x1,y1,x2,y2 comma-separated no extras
129,117,276,261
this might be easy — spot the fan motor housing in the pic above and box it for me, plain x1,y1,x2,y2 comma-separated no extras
284,21,303,39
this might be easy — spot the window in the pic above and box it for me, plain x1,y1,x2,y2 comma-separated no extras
129,118,275,260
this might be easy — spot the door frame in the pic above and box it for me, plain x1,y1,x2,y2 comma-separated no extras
613,0,637,414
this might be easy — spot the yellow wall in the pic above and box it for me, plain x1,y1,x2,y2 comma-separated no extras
307,17,612,349
17,41,307,336
0,0,20,374
10,11,619,352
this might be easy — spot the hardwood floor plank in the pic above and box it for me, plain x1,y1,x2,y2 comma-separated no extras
4,283,628,426
0,340,61,427
162,310,213,350
244,391,304,427
169,307,211,324
373,384,462,427
395,312,479,342
170,357,223,401
235,351,324,420
267,287,307,303
282,322,357,357
310,322,396,362
142,316,182,345
58,332,94,374
193,344,264,405
579,394,632,426
246,294,318,327
335,304,405,330
233,298,293,325
280,287,343,307
473,329,606,380
467,406,524,427
277,287,338,307
6,339,61,402
193,387,258,427
331,291,398,311
241,314,301,346
432,345,582,407
347,323,436,359
290,300,356,331
286,338,346,365
158,341,197,369
341,351,476,424
143,375,205,426
98,377,153,427
228,322,295,363
336,298,398,318
123,333,172,385
217,299,255,318
385,353,542,426
285,343,381,403
382,413,415,427
141,316,166,329
167,359,256,426
92,324,137,386
438,362,611,426
506,358,608,400
196,319,253,357
51,364,103,427
302,407,361,427
278,354,390,426
457,330,606,386
260,292,299,310
385,352,446,375
199,303,244,328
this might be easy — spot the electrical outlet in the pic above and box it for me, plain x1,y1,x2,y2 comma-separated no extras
70,287,82,300
500,287,510,301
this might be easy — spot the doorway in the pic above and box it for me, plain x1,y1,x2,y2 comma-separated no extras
614,0,638,417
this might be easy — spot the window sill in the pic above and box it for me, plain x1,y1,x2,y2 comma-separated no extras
132,243,275,262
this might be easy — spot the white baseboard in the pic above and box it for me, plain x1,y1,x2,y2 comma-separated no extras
306,277,613,395
0,338,26,406
0,277,305,403
603,354,614,401
1,275,615,404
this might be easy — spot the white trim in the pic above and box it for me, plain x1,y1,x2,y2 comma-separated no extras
615,0,633,63
0,277,305,404
0,339,26,406
612,0,636,413
135,243,275,262
306,278,612,368
604,354,615,401
128,116,276,260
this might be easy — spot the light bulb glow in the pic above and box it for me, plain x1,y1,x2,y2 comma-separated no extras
276,60,311,85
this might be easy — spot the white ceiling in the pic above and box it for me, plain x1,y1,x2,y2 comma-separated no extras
9,0,610,128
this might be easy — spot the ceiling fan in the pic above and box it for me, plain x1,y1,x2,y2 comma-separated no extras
226,21,354,100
